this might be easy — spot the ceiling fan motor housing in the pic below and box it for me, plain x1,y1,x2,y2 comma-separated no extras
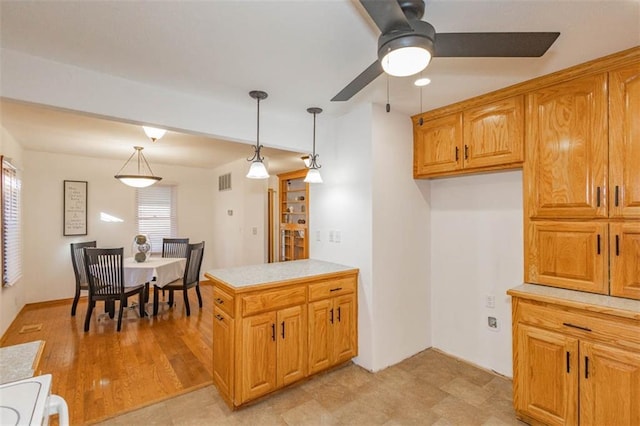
377,19,436,62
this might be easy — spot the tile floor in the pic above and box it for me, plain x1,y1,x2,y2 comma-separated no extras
95,349,525,425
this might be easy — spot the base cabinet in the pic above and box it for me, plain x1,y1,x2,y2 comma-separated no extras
209,268,358,409
510,291,640,426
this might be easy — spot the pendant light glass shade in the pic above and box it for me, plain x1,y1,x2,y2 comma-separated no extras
246,90,270,179
114,146,162,187
246,161,269,179
304,107,323,184
142,126,167,142
304,168,323,183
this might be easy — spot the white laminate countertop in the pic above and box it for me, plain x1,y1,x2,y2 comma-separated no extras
509,284,640,320
205,259,358,289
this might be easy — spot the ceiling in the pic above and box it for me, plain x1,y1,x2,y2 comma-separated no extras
1,1,639,168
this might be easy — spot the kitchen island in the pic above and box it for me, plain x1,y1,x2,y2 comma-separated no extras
206,259,359,409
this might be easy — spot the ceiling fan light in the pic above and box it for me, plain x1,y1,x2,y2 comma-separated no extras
304,168,323,184
142,126,167,142
246,160,270,179
381,46,431,77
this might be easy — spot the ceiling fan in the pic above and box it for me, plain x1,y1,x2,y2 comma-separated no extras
331,0,560,101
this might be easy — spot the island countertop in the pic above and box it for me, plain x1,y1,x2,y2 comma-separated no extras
204,259,358,290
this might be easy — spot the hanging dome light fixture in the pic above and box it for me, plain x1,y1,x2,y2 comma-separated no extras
114,146,162,188
304,107,323,184
246,90,270,179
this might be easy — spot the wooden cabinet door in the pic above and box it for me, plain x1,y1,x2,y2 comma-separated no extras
527,221,608,294
213,307,234,401
610,222,640,300
414,113,463,176
308,299,332,375
276,305,306,386
526,74,608,219
241,312,276,403
515,324,579,426
332,293,357,365
463,95,524,169
609,64,640,219
580,341,640,426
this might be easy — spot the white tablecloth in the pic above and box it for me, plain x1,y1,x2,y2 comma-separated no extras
123,257,186,288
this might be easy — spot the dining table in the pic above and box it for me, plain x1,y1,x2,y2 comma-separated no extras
122,256,186,315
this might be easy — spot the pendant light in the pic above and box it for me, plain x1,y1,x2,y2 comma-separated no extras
246,90,269,179
114,146,162,188
304,107,323,184
142,126,167,142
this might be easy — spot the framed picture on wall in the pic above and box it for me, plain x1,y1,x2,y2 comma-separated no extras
63,180,87,236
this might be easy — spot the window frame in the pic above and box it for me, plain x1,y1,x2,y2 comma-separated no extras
2,156,22,287
135,185,177,254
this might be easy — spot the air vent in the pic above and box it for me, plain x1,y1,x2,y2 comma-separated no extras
218,173,231,191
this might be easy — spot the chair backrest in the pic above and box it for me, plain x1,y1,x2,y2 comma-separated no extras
162,238,189,258
183,242,205,286
70,241,97,286
83,247,125,296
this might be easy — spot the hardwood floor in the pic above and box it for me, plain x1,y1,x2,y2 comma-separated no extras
0,283,214,425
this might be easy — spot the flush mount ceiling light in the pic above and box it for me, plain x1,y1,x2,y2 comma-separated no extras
414,77,431,87
304,107,323,184
114,146,162,188
142,126,167,142
246,90,270,179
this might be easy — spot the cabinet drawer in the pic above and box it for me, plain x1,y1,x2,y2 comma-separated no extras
214,287,235,317
517,299,640,351
309,276,356,302
242,285,306,317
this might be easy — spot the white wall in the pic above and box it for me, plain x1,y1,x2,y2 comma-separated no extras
310,103,375,370
371,104,431,370
210,158,269,269
430,170,523,377
0,126,26,337
22,150,215,305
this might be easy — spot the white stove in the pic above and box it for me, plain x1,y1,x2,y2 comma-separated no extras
0,374,68,425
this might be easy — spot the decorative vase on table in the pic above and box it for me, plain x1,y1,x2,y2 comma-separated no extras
132,234,151,263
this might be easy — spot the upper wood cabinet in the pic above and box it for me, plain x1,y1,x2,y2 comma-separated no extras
525,73,608,219
609,63,640,219
413,95,524,178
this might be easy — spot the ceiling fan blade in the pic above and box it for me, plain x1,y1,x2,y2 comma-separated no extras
360,0,412,34
332,60,384,102
434,32,560,57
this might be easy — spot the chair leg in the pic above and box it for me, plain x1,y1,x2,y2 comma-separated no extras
106,300,115,319
153,286,159,316
71,288,80,316
168,290,174,308
84,300,94,332
117,298,125,332
139,291,145,318
195,283,203,308
183,290,191,317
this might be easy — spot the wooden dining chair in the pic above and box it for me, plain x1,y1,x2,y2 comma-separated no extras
153,241,205,317
69,241,96,316
162,238,189,258
83,247,146,332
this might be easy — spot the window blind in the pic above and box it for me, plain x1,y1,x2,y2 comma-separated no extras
136,185,177,253
2,159,22,286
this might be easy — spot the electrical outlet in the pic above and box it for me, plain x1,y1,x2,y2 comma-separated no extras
316,231,321,242
335,231,341,243
252,227,257,235
486,295,495,309
487,316,499,332
329,231,334,242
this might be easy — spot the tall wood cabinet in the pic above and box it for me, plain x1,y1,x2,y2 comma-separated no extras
510,287,640,426
525,62,640,298
278,169,309,262
207,264,358,409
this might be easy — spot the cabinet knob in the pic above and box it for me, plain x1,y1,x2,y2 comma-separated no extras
215,298,224,304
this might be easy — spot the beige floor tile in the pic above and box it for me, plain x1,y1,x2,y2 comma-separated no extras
431,395,492,425
439,377,493,407
281,399,336,426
